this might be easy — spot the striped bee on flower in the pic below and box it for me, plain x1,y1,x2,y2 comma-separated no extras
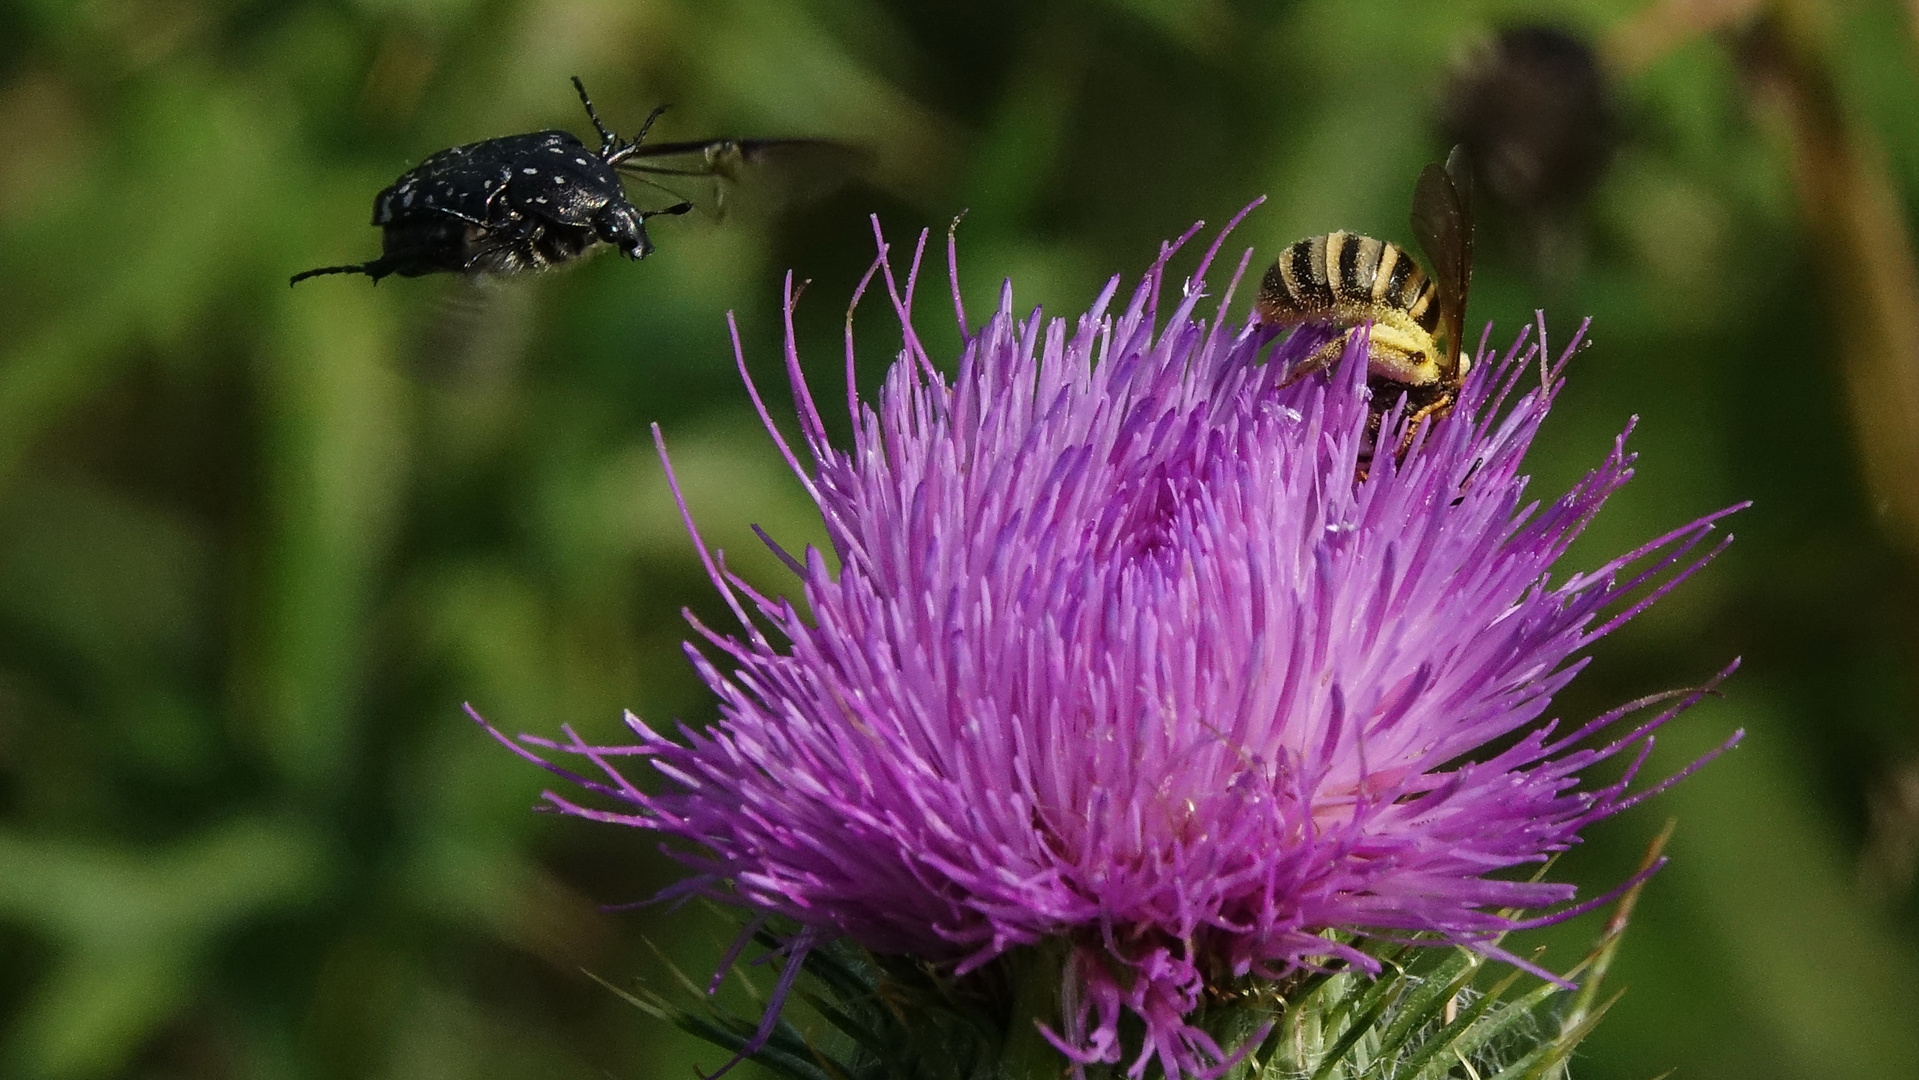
1258,147,1475,463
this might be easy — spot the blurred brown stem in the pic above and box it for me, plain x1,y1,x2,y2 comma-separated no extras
1611,1,1919,554
1741,2,1919,901
1606,0,1762,75
1613,0,1919,897
1740,2,1919,556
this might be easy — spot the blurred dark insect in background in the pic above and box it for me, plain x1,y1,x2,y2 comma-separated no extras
1440,23,1618,285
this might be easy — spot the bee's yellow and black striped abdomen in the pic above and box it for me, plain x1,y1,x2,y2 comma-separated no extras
1256,231,1448,389
1257,232,1439,333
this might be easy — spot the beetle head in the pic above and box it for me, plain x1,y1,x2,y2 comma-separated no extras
592,203,654,260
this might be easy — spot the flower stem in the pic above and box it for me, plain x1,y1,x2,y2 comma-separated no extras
998,941,1072,1080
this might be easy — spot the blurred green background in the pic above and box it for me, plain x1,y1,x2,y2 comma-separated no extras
4,0,1919,1077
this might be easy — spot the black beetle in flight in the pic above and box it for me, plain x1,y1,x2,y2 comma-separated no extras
292,78,851,285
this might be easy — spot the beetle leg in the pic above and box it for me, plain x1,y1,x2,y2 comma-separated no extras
430,204,494,228
291,263,371,285
571,77,621,156
290,252,411,285
455,215,549,274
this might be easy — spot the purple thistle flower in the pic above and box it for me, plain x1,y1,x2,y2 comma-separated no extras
480,213,1741,1080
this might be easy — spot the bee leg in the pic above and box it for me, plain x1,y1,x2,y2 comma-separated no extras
1276,360,1321,390
1276,333,1349,389
1394,392,1455,457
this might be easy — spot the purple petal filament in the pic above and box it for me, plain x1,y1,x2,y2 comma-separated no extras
481,215,1740,1079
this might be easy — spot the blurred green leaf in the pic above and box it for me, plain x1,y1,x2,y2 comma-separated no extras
0,2,1915,1080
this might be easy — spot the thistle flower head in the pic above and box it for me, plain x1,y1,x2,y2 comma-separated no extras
485,214,1739,1079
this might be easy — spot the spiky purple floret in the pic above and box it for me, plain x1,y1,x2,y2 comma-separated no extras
483,216,1740,1079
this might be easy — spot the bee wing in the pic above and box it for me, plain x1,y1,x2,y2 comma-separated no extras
1411,145,1474,369
614,138,869,219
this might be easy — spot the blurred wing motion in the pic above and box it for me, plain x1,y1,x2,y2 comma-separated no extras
1411,145,1475,369
614,137,870,217
412,276,535,386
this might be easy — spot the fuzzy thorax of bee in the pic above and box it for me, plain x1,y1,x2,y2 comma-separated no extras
1255,230,1462,388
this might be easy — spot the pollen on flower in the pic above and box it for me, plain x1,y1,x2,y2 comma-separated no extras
476,209,1742,1080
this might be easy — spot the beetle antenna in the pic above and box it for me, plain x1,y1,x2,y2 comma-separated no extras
572,76,620,156
626,171,692,205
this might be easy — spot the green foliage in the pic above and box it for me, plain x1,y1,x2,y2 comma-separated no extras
603,928,1005,1080
617,861,1659,1080
3,2,1919,1080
